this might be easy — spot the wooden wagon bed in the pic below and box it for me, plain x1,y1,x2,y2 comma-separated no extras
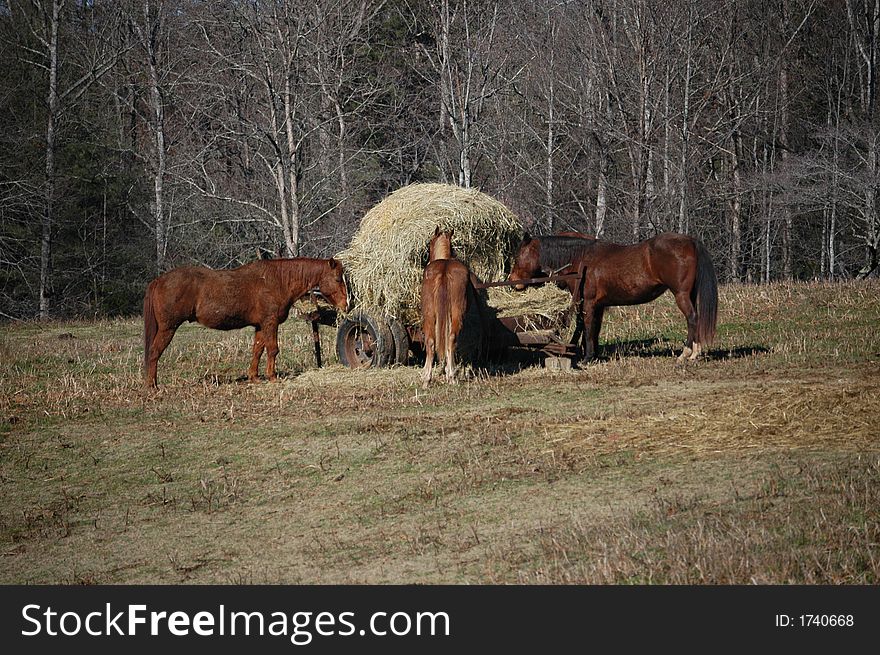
297,272,580,369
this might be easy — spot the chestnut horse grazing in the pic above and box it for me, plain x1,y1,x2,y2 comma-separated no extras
508,233,718,364
143,258,348,388
421,228,471,387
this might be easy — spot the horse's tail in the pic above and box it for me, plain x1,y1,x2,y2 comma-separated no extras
693,239,718,345
434,270,450,365
143,281,157,371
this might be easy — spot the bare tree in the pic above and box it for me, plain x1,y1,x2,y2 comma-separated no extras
7,0,126,317
183,0,322,257
417,0,517,188
845,0,880,277
126,0,182,274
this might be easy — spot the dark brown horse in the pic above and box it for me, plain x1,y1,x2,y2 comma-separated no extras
421,228,472,387
143,257,348,387
508,233,718,364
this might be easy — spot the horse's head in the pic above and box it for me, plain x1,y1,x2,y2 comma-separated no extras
507,234,542,290
319,258,348,311
428,226,453,261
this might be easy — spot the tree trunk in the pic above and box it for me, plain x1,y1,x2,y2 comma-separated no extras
864,131,879,277
40,0,62,320
595,141,608,238
335,98,348,201
762,137,775,284
780,63,792,279
829,97,841,280
144,5,168,273
678,3,694,234
727,84,743,282
545,71,554,232
284,74,300,256
459,109,472,188
730,141,742,282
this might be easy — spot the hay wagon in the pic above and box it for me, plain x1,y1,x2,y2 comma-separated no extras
300,183,579,369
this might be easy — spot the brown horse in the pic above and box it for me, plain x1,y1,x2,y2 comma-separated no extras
143,257,348,387
508,233,718,365
421,228,472,387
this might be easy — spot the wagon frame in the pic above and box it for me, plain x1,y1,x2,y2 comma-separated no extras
298,272,582,369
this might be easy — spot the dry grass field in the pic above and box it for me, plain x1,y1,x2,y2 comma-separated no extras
1,281,878,584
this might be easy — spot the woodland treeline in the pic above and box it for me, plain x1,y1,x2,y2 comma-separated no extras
1,0,879,319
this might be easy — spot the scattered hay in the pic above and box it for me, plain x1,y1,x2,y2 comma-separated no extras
337,183,523,324
537,374,880,462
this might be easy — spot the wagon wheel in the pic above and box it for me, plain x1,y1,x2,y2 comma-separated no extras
335,311,395,368
387,318,411,365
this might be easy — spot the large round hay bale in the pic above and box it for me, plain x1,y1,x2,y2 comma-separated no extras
337,183,524,324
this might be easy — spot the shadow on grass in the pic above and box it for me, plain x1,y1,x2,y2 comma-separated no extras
406,338,772,378
601,338,770,361
200,371,300,386
705,344,771,360
478,339,772,373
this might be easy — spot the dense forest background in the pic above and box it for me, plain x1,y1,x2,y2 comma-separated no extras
1,0,879,319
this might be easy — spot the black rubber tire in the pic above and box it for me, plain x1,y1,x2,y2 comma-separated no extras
387,318,411,365
335,311,395,368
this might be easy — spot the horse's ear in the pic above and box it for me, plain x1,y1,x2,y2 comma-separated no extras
434,226,441,237
521,232,532,245
329,258,338,269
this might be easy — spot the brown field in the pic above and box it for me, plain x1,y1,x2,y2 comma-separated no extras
1,281,878,584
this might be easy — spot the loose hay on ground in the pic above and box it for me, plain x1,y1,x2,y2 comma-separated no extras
536,374,880,463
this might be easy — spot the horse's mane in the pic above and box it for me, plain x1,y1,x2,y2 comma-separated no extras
261,258,327,294
534,236,599,270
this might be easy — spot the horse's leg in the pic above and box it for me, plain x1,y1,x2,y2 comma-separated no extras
421,335,435,388
673,290,697,362
570,311,584,348
445,327,458,384
146,325,178,388
264,322,281,381
578,302,597,366
248,328,265,382
591,306,605,359
568,276,584,346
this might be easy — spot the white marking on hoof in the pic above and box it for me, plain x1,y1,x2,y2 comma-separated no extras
688,342,702,361
678,345,693,362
